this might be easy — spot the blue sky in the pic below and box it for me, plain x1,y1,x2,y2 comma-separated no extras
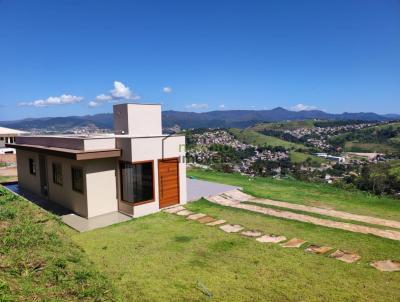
0,0,399,120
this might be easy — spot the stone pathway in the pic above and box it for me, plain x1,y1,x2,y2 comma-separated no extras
329,250,361,263
370,260,400,272
187,213,207,220
280,238,307,248
206,219,226,226
222,189,400,229
176,210,193,216
241,230,263,237
219,224,244,233
163,205,399,272
208,194,400,241
256,234,287,243
305,245,333,255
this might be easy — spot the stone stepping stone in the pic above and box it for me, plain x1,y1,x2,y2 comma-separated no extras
370,260,400,272
329,250,361,263
197,216,216,224
206,219,226,226
305,245,333,255
164,206,185,214
256,234,287,243
280,238,307,248
176,210,193,216
187,213,207,221
219,224,244,233
241,230,263,237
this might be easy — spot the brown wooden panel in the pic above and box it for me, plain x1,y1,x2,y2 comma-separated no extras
158,158,180,208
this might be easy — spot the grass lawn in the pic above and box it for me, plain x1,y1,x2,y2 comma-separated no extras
0,185,118,301
72,199,400,302
188,169,400,221
3,171,400,301
229,128,305,150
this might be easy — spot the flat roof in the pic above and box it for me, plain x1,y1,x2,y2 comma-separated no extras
0,127,28,135
6,143,121,161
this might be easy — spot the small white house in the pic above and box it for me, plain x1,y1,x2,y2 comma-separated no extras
8,103,187,218
0,127,28,154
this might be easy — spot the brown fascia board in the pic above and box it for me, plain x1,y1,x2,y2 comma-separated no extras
6,143,121,160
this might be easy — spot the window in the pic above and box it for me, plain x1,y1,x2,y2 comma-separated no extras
120,161,154,204
71,167,84,193
29,158,36,175
52,163,63,186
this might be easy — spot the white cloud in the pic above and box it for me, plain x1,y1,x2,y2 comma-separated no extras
219,104,226,109
111,81,140,100
95,94,112,101
289,103,318,111
185,103,209,110
19,94,83,107
162,86,172,93
88,101,100,108
89,81,140,108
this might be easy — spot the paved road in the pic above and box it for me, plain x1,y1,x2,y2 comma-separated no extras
187,178,240,202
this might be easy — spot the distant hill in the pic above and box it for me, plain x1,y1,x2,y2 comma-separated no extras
0,107,395,131
330,122,400,153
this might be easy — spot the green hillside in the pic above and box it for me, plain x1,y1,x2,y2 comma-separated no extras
0,186,118,301
229,128,306,150
331,122,400,153
250,120,315,131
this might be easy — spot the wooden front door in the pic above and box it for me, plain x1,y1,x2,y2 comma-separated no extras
158,158,180,208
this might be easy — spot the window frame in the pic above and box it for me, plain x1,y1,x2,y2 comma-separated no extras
119,160,155,206
29,158,36,175
52,162,63,186
71,166,84,194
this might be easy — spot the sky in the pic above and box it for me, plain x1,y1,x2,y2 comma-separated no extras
0,0,399,120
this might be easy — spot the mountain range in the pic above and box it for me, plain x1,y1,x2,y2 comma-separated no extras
1,107,399,131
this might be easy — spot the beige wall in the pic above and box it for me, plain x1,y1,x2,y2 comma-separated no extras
16,136,116,152
113,103,162,136
16,150,118,218
116,135,187,217
46,155,88,217
16,149,41,196
85,158,118,217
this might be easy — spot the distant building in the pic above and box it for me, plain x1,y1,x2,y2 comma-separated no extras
326,155,346,163
315,152,345,163
0,127,28,154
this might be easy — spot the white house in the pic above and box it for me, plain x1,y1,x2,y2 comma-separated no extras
0,126,28,154
8,103,187,218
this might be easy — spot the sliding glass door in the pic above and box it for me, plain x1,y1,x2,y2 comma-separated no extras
120,161,154,204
